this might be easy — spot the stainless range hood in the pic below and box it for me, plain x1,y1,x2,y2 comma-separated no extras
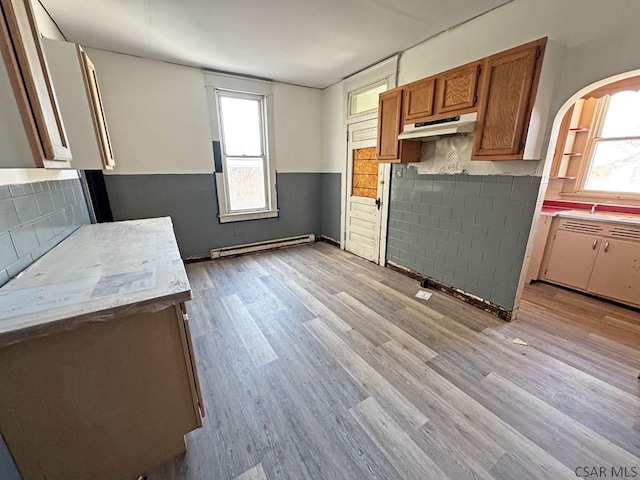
398,112,477,140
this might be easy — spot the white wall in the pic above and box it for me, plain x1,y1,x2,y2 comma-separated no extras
322,0,640,177
34,2,64,41
85,48,214,175
321,83,344,173
272,83,323,172
0,169,77,186
86,49,323,175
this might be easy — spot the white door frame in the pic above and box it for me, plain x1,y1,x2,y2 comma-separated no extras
344,120,391,264
341,56,398,266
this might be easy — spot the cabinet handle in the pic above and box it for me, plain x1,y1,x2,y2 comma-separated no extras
592,239,598,250
604,241,609,253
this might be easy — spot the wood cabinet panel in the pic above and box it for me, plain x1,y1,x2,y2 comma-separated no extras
403,78,436,123
434,62,480,115
377,89,403,160
0,0,72,167
472,38,546,160
543,230,600,290
377,88,421,163
80,48,115,169
43,39,116,170
0,306,200,480
587,239,640,306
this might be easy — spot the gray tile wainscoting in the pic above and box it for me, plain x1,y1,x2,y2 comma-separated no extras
386,165,541,309
105,173,323,259
321,173,341,243
0,178,91,287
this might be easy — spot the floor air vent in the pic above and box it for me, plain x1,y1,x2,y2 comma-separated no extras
210,234,316,259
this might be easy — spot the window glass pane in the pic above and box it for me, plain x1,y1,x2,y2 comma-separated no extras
584,140,640,193
226,157,266,211
220,96,263,156
600,90,640,138
349,83,386,116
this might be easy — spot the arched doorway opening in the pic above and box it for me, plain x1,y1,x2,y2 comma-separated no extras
514,70,640,317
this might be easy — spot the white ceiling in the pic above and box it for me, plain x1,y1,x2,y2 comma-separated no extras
41,0,511,88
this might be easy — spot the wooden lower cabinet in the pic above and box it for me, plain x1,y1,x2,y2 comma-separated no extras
0,303,203,480
542,218,640,308
543,230,600,290
587,238,640,306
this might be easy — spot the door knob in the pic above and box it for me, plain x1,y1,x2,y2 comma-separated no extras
375,198,381,210
604,241,609,252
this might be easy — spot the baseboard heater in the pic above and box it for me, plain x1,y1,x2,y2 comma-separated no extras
210,234,316,259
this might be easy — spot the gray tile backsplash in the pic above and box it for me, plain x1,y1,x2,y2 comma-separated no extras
105,173,323,259
387,165,541,310
0,178,91,287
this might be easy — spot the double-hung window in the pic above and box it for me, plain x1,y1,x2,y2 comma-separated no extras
582,90,640,195
206,74,278,223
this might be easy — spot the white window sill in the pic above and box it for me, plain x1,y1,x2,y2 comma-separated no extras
218,209,279,224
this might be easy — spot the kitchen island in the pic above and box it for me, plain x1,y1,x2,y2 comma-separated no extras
0,217,203,480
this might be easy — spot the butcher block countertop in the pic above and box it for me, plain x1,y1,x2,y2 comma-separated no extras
0,217,191,348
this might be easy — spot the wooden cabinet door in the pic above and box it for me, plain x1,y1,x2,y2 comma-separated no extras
377,89,403,160
587,239,640,306
403,78,436,123
79,48,115,169
434,62,480,115
376,88,421,163
0,0,72,167
543,230,600,290
472,38,546,160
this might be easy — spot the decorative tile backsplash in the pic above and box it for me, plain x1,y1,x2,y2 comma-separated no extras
0,178,91,287
413,135,541,176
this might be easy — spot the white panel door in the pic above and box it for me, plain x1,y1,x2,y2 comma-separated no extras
345,119,388,262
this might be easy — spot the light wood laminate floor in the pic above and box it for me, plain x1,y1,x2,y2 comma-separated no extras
144,242,640,480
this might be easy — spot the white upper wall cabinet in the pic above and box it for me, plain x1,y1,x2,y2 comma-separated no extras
43,39,115,170
0,0,72,168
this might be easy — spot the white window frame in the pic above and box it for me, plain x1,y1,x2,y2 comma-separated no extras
579,92,640,198
347,79,389,120
205,73,278,223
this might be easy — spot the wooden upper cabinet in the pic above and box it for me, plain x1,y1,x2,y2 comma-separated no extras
0,0,72,168
403,78,436,123
377,88,420,163
377,88,402,160
80,48,115,169
434,62,481,115
42,39,115,170
471,38,546,160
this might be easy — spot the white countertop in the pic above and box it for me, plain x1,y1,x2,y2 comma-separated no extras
541,208,640,226
556,209,640,225
0,217,191,348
